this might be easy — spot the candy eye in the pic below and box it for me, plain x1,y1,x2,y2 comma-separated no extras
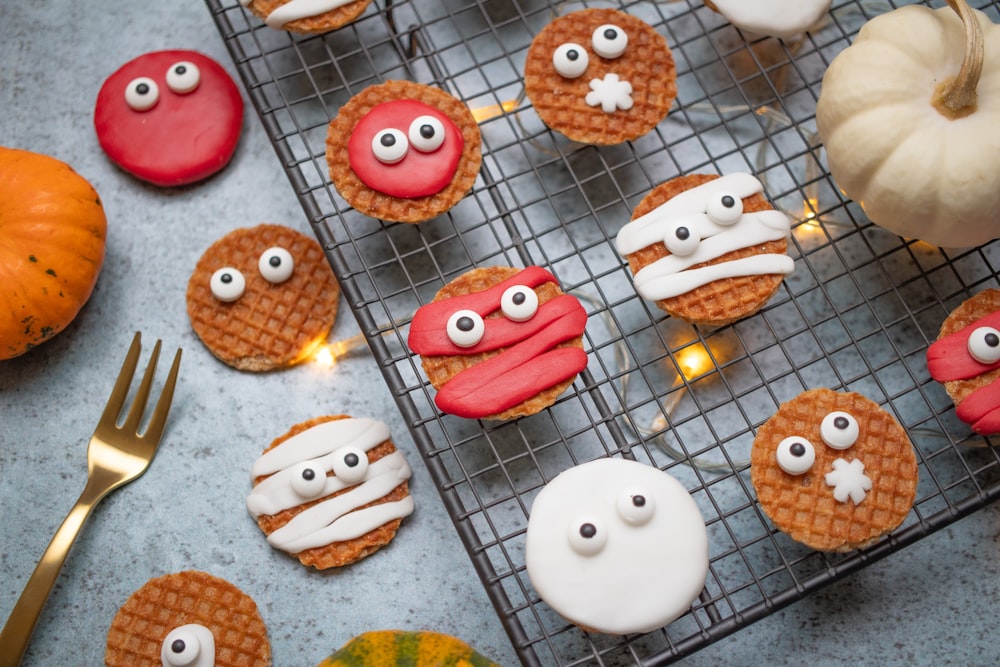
567,516,607,556
331,445,369,484
775,436,815,475
820,411,859,450
165,61,201,94
664,221,700,256
446,310,485,347
209,267,245,302
591,24,628,59
160,624,214,667
500,285,539,322
968,326,1000,364
290,462,328,499
616,487,655,526
408,115,446,153
372,128,408,164
124,77,159,111
706,192,743,225
552,42,589,78
258,247,294,284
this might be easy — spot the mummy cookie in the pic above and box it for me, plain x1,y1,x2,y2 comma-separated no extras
407,266,588,420
704,0,832,40
750,389,918,552
927,289,1000,435
615,172,793,326
525,458,709,635
94,50,242,186
247,415,413,569
326,80,482,223
186,224,340,371
106,571,271,667
523,8,677,144
240,0,372,33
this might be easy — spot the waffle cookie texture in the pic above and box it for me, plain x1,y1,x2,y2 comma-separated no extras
240,0,373,34
186,224,339,371
751,389,918,552
326,80,481,223
524,8,676,144
105,570,270,667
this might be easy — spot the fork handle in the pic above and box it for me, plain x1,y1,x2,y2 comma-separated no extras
0,486,103,667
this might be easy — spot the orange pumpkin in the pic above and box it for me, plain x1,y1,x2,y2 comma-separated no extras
0,146,107,360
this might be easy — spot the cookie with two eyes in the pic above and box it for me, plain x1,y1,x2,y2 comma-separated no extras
615,172,794,326
524,8,677,144
326,80,482,223
239,0,373,34
246,415,414,569
750,389,918,552
186,224,340,371
926,288,1000,436
407,266,589,420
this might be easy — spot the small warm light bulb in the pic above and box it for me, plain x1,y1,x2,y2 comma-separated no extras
471,99,519,123
314,345,336,367
677,345,713,380
802,197,820,223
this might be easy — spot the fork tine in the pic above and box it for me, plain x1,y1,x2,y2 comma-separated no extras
97,332,143,430
139,346,182,443
120,338,162,434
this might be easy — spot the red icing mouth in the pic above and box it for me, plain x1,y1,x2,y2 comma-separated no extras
347,99,463,199
927,309,1000,433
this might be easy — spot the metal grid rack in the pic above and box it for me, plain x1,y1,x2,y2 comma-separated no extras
206,1,1000,664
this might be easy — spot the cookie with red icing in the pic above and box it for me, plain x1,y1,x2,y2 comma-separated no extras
326,80,482,223
407,266,588,420
94,50,243,187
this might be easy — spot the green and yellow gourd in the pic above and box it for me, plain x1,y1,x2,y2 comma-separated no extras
317,630,502,667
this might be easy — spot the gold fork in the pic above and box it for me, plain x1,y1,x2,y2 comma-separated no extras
0,332,181,667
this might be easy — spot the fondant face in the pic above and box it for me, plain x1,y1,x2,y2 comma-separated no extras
94,50,243,187
927,309,1000,434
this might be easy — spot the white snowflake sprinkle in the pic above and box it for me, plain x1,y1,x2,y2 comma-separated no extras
824,457,872,505
585,73,634,113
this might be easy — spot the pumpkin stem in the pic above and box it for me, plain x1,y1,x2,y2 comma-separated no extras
932,0,983,119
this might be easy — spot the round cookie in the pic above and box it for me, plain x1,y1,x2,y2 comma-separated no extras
186,224,339,371
523,8,677,145
94,50,242,187
615,172,794,326
525,458,709,635
106,571,270,667
246,415,414,569
750,388,918,552
703,0,832,40
239,0,372,33
317,630,502,666
927,288,1000,435
407,266,588,420
326,80,482,223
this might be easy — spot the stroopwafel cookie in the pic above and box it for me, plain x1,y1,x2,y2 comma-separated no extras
407,266,589,420
927,288,1000,435
247,415,414,569
615,172,793,326
523,8,676,145
186,224,339,371
326,80,481,223
106,570,270,667
240,0,372,34
750,388,918,552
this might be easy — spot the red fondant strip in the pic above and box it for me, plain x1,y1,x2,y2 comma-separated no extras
927,310,1000,382
955,381,1000,435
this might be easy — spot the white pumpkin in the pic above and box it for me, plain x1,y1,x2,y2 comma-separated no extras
816,0,1000,248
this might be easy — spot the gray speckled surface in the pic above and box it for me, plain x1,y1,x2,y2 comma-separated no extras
2,1,1000,666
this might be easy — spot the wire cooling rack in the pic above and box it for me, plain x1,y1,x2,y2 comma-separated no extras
207,0,1000,664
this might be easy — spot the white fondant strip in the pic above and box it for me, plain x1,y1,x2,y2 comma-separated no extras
633,253,795,301
262,0,356,28
251,417,390,478
275,497,416,553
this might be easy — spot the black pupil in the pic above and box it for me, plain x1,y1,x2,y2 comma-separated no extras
721,195,736,208
567,49,579,61
269,255,281,268
220,273,232,284
344,452,360,468
834,416,849,430
512,291,526,305
136,82,149,95
675,226,690,241
301,468,315,481
579,523,597,539
632,494,646,508
171,639,187,654
604,28,617,40
420,124,435,139
380,133,396,147
987,333,999,348
789,441,806,457
175,65,187,75
457,316,475,332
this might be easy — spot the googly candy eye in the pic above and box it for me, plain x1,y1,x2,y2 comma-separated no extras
500,285,539,322
775,436,815,475
124,77,159,111
968,326,1000,364
160,624,215,667
290,461,328,499
567,515,607,556
209,267,245,302
820,411,859,450
331,445,369,484
706,191,743,225
446,309,485,347
664,220,700,256
165,61,201,94
552,42,589,79
616,487,655,526
408,115,446,153
591,24,628,59
371,128,408,164
258,247,294,284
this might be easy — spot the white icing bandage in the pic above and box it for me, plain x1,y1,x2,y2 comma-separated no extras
240,0,356,28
